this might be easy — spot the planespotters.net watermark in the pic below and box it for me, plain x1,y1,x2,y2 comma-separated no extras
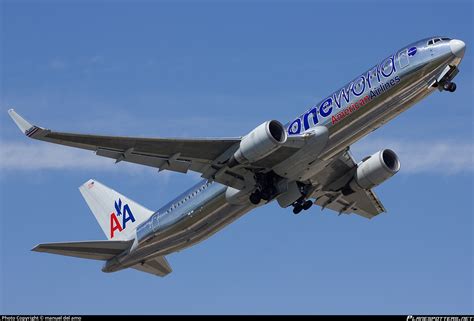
407,317,474,321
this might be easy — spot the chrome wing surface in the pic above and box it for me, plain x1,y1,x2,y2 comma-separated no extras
8,109,250,189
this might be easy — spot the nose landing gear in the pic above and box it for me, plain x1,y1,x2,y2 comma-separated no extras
443,81,457,92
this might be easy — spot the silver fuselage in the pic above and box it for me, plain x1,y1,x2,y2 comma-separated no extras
104,37,464,273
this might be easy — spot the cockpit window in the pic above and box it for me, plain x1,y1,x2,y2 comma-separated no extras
428,37,450,46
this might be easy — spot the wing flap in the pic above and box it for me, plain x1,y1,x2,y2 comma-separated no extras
314,189,385,219
95,147,194,173
42,131,239,161
32,240,133,260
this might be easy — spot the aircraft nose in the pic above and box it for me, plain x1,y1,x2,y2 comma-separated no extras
450,39,466,58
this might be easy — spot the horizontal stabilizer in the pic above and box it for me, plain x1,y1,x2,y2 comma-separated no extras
132,256,172,277
32,240,133,261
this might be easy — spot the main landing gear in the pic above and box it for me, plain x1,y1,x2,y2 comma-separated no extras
248,172,280,205
249,190,263,205
249,187,275,205
292,198,313,215
442,81,457,92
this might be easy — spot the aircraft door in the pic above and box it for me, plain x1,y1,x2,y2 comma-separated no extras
152,213,160,232
398,48,409,69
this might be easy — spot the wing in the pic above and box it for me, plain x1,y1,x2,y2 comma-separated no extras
8,109,249,189
32,240,133,260
310,149,386,219
8,110,317,191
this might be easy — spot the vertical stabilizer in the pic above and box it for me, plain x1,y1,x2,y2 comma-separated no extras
79,179,154,240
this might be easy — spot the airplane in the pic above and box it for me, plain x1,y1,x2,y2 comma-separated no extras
8,36,466,277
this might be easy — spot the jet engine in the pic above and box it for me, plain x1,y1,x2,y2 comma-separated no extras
228,120,287,167
344,149,400,194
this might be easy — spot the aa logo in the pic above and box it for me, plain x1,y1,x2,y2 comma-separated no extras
110,198,136,238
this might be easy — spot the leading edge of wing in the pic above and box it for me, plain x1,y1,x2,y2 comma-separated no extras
7,109,241,142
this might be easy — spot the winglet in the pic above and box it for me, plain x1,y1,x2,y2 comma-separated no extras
8,109,34,134
7,109,45,138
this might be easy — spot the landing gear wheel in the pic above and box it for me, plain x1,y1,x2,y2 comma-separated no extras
302,200,313,211
293,205,303,215
443,81,457,92
448,82,457,92
249,191,262,205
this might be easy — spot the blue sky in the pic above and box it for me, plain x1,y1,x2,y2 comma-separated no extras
1,0,472,315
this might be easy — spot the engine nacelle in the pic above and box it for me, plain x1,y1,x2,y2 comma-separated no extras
228,120,287,167
346,149,401,193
